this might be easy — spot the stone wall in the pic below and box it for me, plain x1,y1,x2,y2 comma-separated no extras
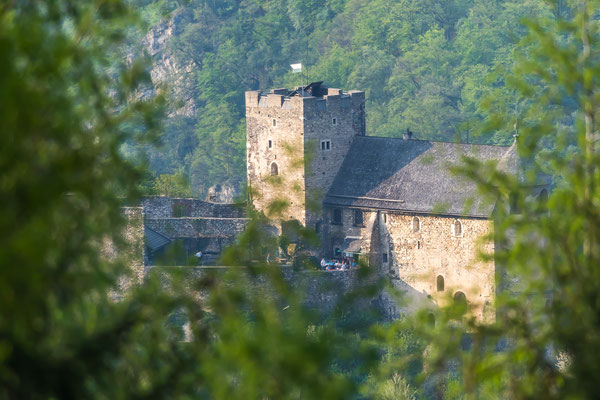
303,90,365,228
323,205,495,322
141,196,245,219
145,217,247,239
379,213,495,321
105,207,145,297
156,266,383,320
246,91,307,224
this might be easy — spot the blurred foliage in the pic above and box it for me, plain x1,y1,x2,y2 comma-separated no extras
413,1,600,398
152,169,193,197
6,0,600,398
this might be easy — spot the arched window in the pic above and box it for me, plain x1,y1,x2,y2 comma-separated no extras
353,209,364,226
332,209,342,224
270,162,278,176
436,275,445,292
453,220,462,237
412,216,420,233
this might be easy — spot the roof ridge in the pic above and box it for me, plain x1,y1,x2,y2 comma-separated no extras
359,135,512,148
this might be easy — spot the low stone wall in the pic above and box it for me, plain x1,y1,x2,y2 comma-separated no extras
152,266,385,320
146,217,248,239
141,196,245,219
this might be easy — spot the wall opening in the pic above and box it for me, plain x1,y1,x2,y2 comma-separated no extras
270,162,278,176
453,220,462,236
454,291,467,304
412,216,420,233
268,139,272,149
320,140,331,151
332,118,337,125
272,118,277,127
353,209,364,226
332,208,342,225
383,253,388,263
436,275,445,292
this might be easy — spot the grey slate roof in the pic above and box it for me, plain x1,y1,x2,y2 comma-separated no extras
145,227,171,251
323,136,516,218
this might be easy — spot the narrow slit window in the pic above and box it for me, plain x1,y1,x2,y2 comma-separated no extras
332,118,337,125
268,140,272,149
272,119,277,127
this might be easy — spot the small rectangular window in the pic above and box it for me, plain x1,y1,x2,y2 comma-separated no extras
272,119,277,127
320,140,331,151
383,253,388,263
268,140,272,149
332,118,337,125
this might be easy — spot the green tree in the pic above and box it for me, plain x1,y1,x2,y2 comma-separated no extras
153,169,194,197
416,1,600,398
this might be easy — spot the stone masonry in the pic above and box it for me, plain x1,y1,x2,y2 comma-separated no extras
245,84,365,227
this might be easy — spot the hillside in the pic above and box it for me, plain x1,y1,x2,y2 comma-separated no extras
129,0,560,197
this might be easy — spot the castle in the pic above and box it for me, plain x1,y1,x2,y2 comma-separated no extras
245,81,547,320
133,81,546,321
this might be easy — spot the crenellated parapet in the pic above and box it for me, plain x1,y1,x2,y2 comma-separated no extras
245,86,365,120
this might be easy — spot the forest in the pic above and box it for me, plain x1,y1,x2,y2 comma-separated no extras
128,0,565,198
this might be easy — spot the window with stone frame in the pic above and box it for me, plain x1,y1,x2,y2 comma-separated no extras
270,162,278,176
332,208,342,225
353,209,364,226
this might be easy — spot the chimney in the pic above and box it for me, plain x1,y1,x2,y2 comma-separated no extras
403,128,413,140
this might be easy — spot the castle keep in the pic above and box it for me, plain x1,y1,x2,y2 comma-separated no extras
245,82,365,227
245,82,546,320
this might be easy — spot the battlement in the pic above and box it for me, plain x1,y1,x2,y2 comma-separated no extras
245,82,365,113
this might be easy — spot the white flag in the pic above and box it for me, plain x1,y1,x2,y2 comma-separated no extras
290,63,302,73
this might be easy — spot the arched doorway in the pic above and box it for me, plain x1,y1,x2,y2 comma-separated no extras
270,162,278,176
454,291,467,305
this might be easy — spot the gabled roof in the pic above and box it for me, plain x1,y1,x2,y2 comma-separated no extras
323,136,516,218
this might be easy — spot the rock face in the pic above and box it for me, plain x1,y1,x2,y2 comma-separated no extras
206,183,238,203
142,11,197,117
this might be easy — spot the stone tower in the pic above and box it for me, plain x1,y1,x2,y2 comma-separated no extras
245,82,365,228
